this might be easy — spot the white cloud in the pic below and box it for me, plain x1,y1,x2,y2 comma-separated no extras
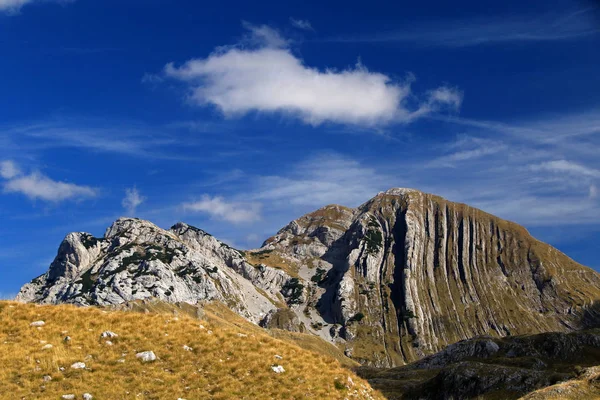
182,195,261,223
0,0,73,14
0,160,21,179
4,173,96,202
122,187,145,215
290,18,314,31
528,160,600,178
0,161,96,202
163,24,461,127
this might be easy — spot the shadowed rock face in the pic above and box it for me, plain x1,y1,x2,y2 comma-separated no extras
16,189,600,367
356,329,600,400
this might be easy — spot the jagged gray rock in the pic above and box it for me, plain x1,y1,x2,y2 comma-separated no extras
16,218,286,324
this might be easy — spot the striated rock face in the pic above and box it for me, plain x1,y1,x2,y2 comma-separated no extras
17,189,600,367
258,189,600,367
16,218,286,323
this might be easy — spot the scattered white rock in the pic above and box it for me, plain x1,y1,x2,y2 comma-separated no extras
237,333,248,338
105,341,113,346
42,375,52,382
40,340,47,344
64,336,71,343
271,365,285,374
207,330,213,335
42,344,53,350
199,324,205,330
117,358,126,363
83,393,93,400
136,351,157,362
59,367,66,372
30,321,45,327
61,395,75,400
274,355,283,360
183,345,193,352
71,362,86,370
100,331,118,338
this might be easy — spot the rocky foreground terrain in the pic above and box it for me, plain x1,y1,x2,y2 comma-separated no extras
18,188,600,372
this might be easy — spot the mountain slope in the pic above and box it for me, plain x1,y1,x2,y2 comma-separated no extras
17,188,600,368
257,189,600,366
0,301,381,399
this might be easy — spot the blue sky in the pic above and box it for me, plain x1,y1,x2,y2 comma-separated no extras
1,0,599,298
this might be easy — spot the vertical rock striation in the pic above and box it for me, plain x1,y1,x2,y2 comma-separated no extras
260,189,600,366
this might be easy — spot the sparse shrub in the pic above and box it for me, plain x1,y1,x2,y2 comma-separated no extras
334,379,346,391
349,313,365,323
311,322,324,330
282,278,304,304
401,309,416,321
311,268,327,284
364,228,383,255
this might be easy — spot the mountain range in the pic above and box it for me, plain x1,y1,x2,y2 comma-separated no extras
17,188,600,371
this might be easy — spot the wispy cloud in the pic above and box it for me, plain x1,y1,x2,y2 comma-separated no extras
251,153,397,208
161,23,462,127
1,119,202,161
290,18,314,31
0,160,96,202
122,187,145,216
182,195,261,224
0,0,74,15
528,160,600,178
327,9,599,47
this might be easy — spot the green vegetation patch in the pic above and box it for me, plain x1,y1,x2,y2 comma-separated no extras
282,278,304,305
311,268,327,284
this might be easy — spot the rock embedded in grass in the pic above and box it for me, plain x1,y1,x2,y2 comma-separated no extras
136,351,157,362
30,321,45,327
71,362,86,369
83,393,93,400
100,331,118,338
61,395,75,400
271,365,285,374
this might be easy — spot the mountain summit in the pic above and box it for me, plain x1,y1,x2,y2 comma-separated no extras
17,189,600,367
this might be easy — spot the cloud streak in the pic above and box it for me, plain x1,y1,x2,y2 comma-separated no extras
0,0,73,14
162,24,462,127
327,9,599,47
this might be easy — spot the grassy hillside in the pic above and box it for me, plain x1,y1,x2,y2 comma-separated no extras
0,301,382,400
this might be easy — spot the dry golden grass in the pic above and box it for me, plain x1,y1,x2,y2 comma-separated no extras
0,301,382,400
245,251,300,278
